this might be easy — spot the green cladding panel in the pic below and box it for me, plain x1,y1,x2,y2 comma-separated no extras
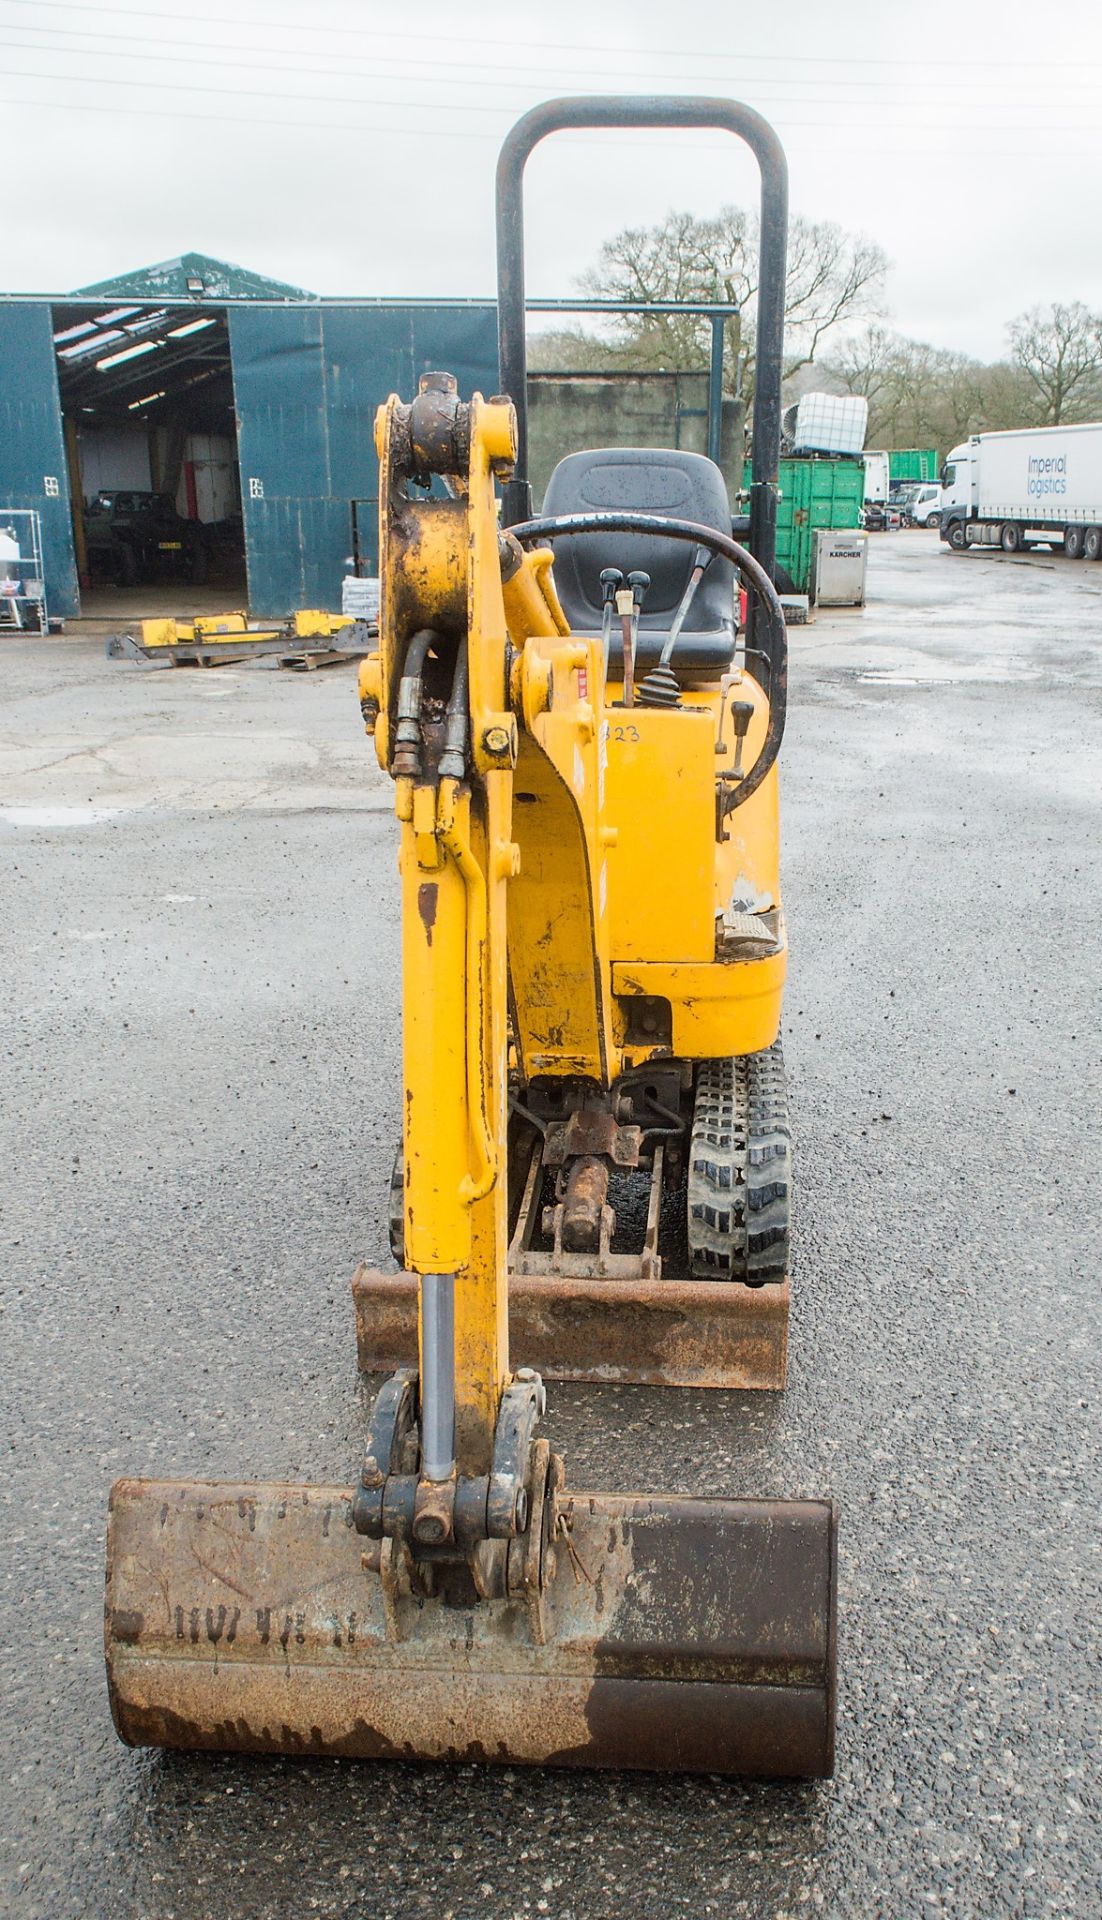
746,454,865,592
229,303,498,615
0,304,80,619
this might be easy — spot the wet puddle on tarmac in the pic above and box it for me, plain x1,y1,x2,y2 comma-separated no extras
855,657,1042,685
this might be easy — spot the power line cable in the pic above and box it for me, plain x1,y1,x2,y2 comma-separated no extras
5,14,1102,94
3,57,1097,132
0,85,1096,159
1,0,1101,73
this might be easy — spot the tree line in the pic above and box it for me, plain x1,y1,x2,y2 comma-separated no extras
528,205,1102,447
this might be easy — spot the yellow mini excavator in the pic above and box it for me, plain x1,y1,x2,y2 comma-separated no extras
105,97,838,1778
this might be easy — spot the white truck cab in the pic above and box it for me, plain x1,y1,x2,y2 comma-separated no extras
910,482,943,528
939,442,980,550
940,444,975,513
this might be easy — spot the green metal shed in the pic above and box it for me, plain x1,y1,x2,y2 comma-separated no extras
0,265,499,620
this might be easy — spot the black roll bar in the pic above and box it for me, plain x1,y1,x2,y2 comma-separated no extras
494,95,789,591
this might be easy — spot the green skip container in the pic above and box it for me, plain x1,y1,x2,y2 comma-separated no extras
743,455,866,594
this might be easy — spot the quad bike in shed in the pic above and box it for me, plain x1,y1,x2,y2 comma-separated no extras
105,97,838,1778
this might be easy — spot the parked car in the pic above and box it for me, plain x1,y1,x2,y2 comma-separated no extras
862,500,904,531
888,482,922,523
84,491,210,587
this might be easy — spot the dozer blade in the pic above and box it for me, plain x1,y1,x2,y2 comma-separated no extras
106,1477,836,1776
352,1265,789,1391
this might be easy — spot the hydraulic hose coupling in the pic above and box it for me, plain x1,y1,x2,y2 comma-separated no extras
438,641,470,785
392,629,437,780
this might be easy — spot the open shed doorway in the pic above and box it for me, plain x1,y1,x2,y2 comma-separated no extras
52,300,246,615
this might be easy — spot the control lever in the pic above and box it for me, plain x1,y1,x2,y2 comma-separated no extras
620,570,650,709
730,699,754,779
659,545,711,670
599,567,623,679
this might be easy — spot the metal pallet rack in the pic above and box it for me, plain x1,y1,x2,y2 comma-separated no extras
0,510,49,633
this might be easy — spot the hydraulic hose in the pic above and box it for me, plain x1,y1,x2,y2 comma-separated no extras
392,627,439,784
435,641,495,1204
437,775,496,1204
438,636,469,784
508,512,787,807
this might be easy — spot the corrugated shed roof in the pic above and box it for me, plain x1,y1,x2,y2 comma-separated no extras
75,251,313,302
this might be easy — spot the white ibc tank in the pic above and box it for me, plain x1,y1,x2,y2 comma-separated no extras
789,393,869,457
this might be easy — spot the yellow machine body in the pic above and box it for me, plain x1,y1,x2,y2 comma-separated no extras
354,405,790,1390
510,658,783,1069
363,456,784,1089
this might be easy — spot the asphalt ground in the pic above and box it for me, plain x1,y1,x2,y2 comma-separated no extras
2,532,1099,1919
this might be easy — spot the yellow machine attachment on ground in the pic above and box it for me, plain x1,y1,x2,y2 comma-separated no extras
105,96,838,1779
105,608,374,669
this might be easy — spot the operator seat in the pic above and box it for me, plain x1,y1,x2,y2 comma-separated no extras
540,446,737,674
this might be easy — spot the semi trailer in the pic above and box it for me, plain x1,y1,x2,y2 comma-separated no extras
863,449,890,504
940,423,1102,557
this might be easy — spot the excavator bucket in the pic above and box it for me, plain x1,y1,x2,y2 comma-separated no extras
106,1477,836,1775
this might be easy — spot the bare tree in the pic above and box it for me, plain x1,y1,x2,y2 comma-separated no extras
574,205,888,395
783,221,890,375
1008,302,1102,424
825,327,1035,449
825,324,899,422
526,325,626,372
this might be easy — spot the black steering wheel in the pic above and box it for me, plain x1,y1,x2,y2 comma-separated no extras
505,511,787,810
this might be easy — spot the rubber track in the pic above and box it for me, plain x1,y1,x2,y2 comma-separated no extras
687,1041,791,1284
388,1143,404,1264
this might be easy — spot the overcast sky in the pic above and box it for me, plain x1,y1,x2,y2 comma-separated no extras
6,0,1102,362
